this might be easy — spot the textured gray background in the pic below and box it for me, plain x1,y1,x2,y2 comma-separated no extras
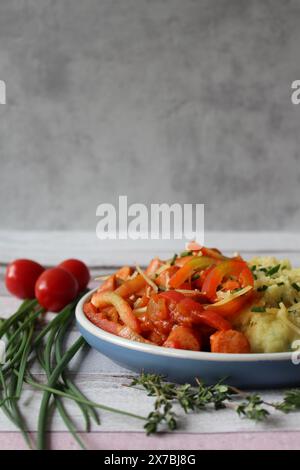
0,0,300,231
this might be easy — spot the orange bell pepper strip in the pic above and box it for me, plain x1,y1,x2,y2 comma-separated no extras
201,260,254,301
155,266,178,288
97,275,115,293
115,266,131,281
169,256,215,288
145,257,162,276
114,274,146,298
91,291,140,333
205,289,255,318
210,329,251,353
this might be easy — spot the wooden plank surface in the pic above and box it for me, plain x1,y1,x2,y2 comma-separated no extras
0,230,299,266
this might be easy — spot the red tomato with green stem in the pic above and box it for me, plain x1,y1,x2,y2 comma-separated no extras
5,259,45,299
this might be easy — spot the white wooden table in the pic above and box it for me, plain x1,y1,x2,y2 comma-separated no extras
0,231,300,450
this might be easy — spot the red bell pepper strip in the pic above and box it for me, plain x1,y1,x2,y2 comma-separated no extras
91,291,140,333
176,298,231,330
83,301,122,335
201,260,254,301
159,291,186,303
169,256,215,289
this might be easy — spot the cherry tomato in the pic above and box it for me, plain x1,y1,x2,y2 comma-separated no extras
5,259,45,299
35,267,78,312
58,259,90,293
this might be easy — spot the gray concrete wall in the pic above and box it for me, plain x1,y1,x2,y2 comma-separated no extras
0,0,300,231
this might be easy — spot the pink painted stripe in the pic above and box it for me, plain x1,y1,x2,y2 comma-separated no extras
0,432,299,450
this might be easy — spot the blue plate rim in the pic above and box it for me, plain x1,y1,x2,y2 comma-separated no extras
76,288,294,363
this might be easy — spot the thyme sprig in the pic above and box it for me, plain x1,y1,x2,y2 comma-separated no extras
131,373,300,434
275,390,300,413
131,373,235,433
236,394,270,421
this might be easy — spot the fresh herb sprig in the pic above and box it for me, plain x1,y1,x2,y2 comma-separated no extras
236,394,270,421
130,373,300,434
275,390,300,413
131,373,235,434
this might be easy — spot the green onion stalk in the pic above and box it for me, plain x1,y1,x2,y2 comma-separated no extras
0,295,145,450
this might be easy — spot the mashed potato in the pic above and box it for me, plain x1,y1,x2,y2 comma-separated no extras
233,256,300,353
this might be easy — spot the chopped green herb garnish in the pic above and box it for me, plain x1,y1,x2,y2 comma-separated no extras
266,264,281,276
251,306,266,313
251,265,257,272
277,282,284,286
258,267,268,273
292,283,300,292
180,250,193,257
191,274,200,281
257,285,268,292
170,254,178,266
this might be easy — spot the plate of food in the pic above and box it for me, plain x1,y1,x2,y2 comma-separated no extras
76,242,300,388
